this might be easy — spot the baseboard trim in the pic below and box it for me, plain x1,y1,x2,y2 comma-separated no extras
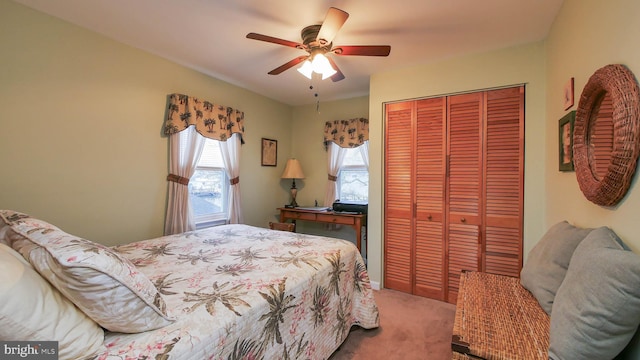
370,281,380,290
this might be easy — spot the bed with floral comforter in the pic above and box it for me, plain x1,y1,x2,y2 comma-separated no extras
99,224,379,359
0,210,378,359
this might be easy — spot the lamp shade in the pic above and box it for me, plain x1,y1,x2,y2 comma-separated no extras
281,158,305,179
296,53,336,80
311,53,337,80
297,60,314,79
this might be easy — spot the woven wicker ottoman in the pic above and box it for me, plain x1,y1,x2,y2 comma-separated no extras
451,271,550,360
451,351,473,360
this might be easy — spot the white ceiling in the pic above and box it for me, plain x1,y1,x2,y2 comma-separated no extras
13,0,563,106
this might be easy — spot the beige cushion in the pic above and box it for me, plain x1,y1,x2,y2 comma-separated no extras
0,243,105,360
549,227,640,360
0,210,174,333
520,221,592,314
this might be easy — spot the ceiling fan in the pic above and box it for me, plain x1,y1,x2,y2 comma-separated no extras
246,7,391,82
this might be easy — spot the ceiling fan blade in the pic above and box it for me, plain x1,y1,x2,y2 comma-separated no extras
333,45,391,56
246,33,302,49
267,56,309,75
326,57,345,82
316,7,349,44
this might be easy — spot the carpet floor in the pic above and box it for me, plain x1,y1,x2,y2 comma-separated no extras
330,288,456,360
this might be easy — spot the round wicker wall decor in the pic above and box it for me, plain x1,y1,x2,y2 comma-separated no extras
573,64,640,206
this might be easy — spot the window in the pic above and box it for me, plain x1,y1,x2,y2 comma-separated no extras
189,139,228,226
338,147,368,202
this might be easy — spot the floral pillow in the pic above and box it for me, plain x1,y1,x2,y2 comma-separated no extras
0,210,174,333
0,243,105,359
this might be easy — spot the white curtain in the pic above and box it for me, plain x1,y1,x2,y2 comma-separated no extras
219,133,244,224
164,126,205,235
323,141,347,207
359,140,370,169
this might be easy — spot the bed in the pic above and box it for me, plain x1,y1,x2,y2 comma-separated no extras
0,210,379,359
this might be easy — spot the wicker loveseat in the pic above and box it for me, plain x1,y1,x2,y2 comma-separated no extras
451,222,640,360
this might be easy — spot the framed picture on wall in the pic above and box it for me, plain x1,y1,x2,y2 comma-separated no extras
261,138,277,166
563,77,575,110
559,111,576,172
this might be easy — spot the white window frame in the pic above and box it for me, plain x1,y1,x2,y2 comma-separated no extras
337,148,369,202
189,139,228,228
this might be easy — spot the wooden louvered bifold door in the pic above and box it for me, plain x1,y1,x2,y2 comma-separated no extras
383,86,524,304
414,98,446,300
384,101,414,293
483,87,524,277
446,92,483,302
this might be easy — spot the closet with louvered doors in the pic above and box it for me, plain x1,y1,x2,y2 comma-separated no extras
383,85,524,304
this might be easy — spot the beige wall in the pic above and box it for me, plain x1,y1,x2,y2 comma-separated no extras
288,97,369,243
366,0,640,287
549,7,640,356
545,0,640,252
0,0,292,246
291,96,369,206
4,0,640,289
368,42,548,285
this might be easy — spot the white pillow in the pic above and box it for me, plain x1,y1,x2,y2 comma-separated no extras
0,210,174,333
0,243,105,360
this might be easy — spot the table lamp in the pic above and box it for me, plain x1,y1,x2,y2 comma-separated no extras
281,158,305,207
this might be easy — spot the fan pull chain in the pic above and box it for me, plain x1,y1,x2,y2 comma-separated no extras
309,80,321,113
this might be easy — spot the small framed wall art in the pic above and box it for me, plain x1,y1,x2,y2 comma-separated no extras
261,138,277,166
559,111,576,172
563,77,575,110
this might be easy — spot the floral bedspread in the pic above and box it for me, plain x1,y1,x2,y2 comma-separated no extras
98,224,379,359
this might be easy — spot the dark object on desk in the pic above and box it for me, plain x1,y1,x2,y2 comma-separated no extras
332,200,368,214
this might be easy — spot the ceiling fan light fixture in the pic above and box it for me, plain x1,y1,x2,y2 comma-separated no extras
296,53,336,80
297,60,314,79
248,7,390,82
311,53,336,80
320,66,337,80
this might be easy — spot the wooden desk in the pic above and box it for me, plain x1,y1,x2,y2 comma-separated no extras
278,207,367,254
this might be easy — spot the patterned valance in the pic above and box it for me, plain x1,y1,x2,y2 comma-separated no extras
163,93,245,142
323,117,369,148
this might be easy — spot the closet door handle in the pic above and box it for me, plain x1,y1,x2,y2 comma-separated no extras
460,217,466,223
